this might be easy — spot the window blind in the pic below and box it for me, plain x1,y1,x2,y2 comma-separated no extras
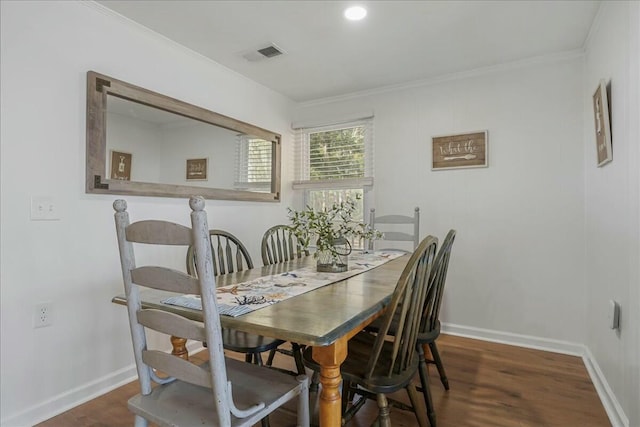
235,136,272,191
293,118,374,190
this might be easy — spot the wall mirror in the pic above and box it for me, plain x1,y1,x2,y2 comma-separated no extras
86,71,281,202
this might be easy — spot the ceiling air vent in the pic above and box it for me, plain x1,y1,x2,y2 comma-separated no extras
242,43,286,62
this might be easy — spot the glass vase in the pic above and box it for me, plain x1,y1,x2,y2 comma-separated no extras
316,238,351,273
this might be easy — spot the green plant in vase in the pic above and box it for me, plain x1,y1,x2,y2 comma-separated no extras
287,195,382,272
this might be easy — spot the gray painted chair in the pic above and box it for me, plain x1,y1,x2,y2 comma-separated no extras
261,224,309,265
113,196,309,427
369,207,420,251
302,235,439,427
261,225,309,375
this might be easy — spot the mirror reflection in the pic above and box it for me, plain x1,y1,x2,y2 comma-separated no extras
86,71,281,202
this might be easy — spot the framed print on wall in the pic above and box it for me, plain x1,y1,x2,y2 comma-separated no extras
109,150,132,181
186,158,208,181
593,79,612,167
432,130,488,170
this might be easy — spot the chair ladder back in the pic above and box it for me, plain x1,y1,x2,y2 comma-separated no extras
137,308,212,388
364,235,438,379
137,309,207,342
190,203,232,422
369,207,420,251
131,266,200,295
125,220,193,245
142,349,212,388
114,200,152,395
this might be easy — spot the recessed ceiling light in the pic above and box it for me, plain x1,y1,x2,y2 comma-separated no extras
344,6,367,21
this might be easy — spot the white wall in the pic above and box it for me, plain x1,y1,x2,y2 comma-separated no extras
294,57,587,344
583,2,640,426
0,1,296,425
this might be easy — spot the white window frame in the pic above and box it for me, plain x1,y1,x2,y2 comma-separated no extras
292,117,375,248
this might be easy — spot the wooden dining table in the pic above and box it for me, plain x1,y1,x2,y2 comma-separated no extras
112,253,409,427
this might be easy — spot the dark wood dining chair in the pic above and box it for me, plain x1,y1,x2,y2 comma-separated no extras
369,207,420,251
302,235,439,427
185,229,287,364
416,230,456,400
261,225,309,375
366,229,457,426
113,197,309,427
187,229,254,276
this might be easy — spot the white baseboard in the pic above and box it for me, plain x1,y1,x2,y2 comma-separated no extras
441,322,585,355
442,322,629,427
582,347,630,427
1,364,137,427
1,341,204,427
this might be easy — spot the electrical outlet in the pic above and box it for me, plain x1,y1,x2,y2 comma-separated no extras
30,196,59,221
34,303,53,328
608,300,621,330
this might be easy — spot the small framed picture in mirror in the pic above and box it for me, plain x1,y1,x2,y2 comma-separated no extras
110,150,132,181
186,158,208,181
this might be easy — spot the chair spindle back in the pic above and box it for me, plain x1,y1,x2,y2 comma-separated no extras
364,235,438,379
186,229,254,277
261,225,308,265
422,229,456,333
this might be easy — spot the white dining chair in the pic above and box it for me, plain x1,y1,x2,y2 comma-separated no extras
369,207,420,251
113,196,310,427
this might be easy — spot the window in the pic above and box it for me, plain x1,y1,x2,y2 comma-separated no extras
235,136,272,192
294,118,374,247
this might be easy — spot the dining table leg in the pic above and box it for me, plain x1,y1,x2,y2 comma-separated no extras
170,336,189,360
312,338,348,427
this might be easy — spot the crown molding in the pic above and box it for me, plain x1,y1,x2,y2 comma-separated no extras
299,49,585,107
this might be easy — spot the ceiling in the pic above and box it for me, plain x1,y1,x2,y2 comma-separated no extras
96,0,601,103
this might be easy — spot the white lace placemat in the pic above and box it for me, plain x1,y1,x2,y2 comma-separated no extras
162,250,405,317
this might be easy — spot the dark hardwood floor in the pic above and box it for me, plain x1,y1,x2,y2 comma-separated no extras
36,334,610,427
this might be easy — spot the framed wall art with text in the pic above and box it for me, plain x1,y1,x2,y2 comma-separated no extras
432,130,488,170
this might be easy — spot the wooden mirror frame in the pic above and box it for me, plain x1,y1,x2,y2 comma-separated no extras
86,71,281,202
